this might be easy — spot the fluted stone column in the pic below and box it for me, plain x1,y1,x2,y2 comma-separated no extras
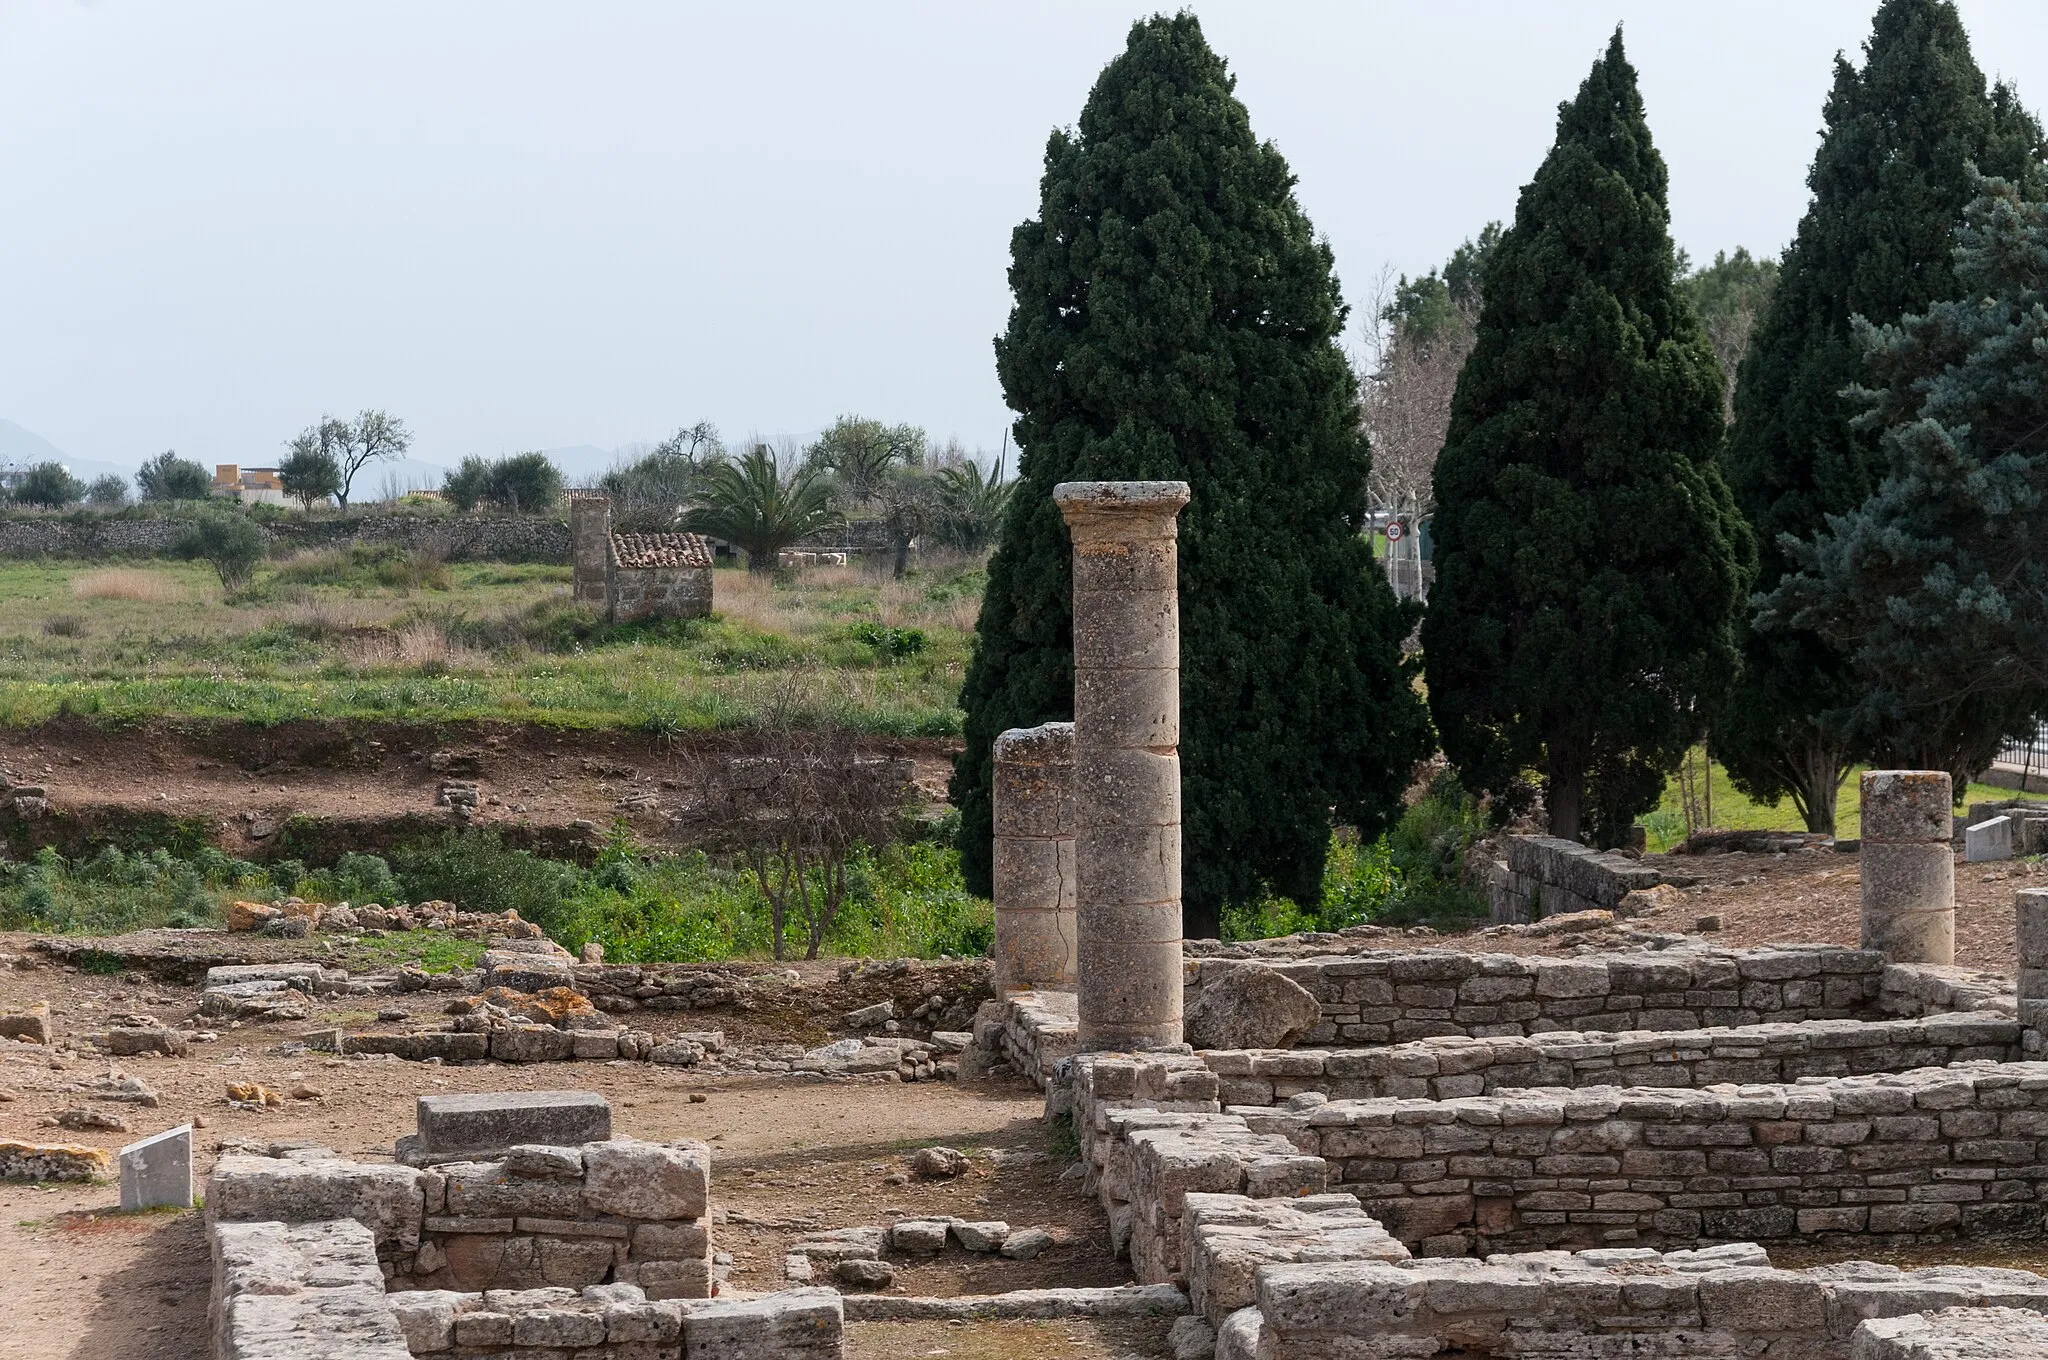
1056,480,1189,1052
992,721,1077,994
570,494,612,607
1860,770,1955,964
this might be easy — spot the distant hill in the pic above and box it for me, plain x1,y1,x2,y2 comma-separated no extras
0,419,139,487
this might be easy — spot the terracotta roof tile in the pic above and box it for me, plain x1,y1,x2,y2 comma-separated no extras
610,532,713,570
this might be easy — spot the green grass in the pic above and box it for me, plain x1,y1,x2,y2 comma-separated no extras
1636,751,2017,851
0,557,978,733
0,827,993,965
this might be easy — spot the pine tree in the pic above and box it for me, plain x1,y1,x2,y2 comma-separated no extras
1421,30,1750,847
1762,177,2048,785
1714,0,2044,832
950,14,1431,935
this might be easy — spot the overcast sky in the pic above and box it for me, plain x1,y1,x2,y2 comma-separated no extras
2,1,2045,475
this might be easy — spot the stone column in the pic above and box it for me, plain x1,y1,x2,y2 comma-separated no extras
993,722,1077,994
570,494,612,607
2017,889,2048,1047
1860,770,1955,964
1056,480,1189,1052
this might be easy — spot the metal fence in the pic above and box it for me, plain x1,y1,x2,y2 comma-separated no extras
1997,724,2048,772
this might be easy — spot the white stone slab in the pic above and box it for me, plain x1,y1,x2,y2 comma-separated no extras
1966,815,2014,862
120,1123,192,1210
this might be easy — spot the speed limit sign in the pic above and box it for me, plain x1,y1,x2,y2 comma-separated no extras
1385,520,1404,542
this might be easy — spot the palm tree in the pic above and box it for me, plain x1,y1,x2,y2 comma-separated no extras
932,455,1012,551
683,445,843,574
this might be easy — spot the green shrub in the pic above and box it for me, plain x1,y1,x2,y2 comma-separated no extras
173,513,267,590
390,831,584,936
275,543,451,591
849,621,927,660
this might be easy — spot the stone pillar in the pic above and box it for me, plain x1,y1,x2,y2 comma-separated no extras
570,494,612,608
1055,480,1189,1052
2017,889,2048,1042
992,722,1077,994
1860,770,1955,964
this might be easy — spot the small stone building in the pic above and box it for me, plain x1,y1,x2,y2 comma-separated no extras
570,493,713,622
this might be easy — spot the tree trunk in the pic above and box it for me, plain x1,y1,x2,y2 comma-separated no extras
891,534,911,580
1183,899,1222,943
1790,737,1847,836
1546,738,1586,843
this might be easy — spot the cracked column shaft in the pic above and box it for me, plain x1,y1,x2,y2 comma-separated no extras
993,721,1077,993
1860,770,1955,964
1056,479,1189,1052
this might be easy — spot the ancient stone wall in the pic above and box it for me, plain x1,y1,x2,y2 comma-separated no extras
1213,1246,2048,1360
1176,1014,2022,1107
1490,835,1663,924
1188,946,1895,1046
1244,1064,2048,1255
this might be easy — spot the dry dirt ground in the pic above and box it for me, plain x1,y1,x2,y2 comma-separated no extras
0,959,1145,1360
0,717,959,858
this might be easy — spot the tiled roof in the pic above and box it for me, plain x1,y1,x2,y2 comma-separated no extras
611,532,713,570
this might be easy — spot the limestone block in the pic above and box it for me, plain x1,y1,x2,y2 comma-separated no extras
2019,890,2048,979
1854,1305,2048,1359
386,1291,463,1352
1967,816,2014,862
1862,771,1954,842
491,1024,576,1062
632,1220,710,1260
890,1219,952,1254
208,1155,424,1250
581,1137,710,1220
680,1286,844,1360
119,1123,191,1211
0,999,49,1044
0,1140,112,1182
1184,964,1323,1050
415,1090,610,1158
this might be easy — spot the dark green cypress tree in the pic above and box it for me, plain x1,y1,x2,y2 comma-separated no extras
1714,0,2044,832
949,14,1432,936
1421,30,1749,847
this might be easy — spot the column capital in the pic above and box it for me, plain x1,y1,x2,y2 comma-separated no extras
1054,481,1190,540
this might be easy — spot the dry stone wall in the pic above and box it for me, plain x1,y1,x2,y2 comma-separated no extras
1491,834,1664,924
1187,1014,2022,1106
0,512,572,563
1245,1064,2048,1255
1216,1248,2048,1360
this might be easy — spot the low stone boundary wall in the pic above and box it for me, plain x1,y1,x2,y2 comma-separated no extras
209,1214,842,1359
974,989,1078,1093
0,512,572,563
1244,1063,2048,1255
1218,1249,2048,1360
1186,1014,2023,1106
1189,945,1894,1046
1180,1192,1409,1327
207,1137,715,1296
1491,834,1663,924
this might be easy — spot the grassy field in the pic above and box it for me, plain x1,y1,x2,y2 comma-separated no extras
1638,753,2014,850
0,551,979,733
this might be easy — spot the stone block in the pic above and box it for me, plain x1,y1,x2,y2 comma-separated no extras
631,1221,710,1260
891,1219,951,1254
1185,964,1323,1051
0,999,49,1045
1862,771,1954,843
119,1123,191,1211
1966,816,2014,862
0,1140,112,1182
415,1090,611,1159
582,1138,710,1220
208,1155,424,1250
681,1286,844,1359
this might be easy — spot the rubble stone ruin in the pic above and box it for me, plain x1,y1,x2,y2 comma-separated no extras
1056,480,1191,1054
992,720,1077,994
1861,769,1956,965
568,491,714,624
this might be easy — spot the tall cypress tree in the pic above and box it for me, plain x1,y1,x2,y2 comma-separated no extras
950,14,1431,936
1763,178,2048,786
1421,30,1749,847
1714,0,2044,832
